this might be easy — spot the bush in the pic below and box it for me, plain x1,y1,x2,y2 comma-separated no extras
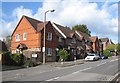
23,58,42,68
59,49,70,61
3,52,24,66
103,50,111,57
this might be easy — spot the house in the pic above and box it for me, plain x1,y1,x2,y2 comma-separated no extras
99,38,114,50
52,23,85,60
0,40,8,53
75,30,93,55
11,15,57,62
89,36,100,54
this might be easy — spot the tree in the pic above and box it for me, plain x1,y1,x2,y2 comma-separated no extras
5,35,11,51
103,50,111,57
116,44,120,55
72,24,91,36
117,44,120,51
59,49,70,61
106,44,117,51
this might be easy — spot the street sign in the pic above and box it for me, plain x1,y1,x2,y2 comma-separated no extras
32,53,37,58
42,47,45,52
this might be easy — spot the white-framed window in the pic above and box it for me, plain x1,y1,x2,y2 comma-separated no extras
72,38,76,43
47,32,52,40
15,34,20,41
47,48,52,56
23,32,27,40
58,37,62,42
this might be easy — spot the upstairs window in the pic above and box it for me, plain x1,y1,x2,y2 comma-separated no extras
47,32,52,40
23,32,27,40
58,37,62,42
15,34,20,41
47,48,52,56
72,38,76,44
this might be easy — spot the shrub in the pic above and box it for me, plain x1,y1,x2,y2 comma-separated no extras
23,58,42,68
103,50,111,57
59,49,70,61
3,52,25,66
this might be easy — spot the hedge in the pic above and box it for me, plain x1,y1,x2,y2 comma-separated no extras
2,52,24,66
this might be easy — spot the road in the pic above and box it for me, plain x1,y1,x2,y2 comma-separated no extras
2,56,119,82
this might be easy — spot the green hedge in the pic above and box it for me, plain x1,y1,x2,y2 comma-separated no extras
3,52,42,67
3,52,24,66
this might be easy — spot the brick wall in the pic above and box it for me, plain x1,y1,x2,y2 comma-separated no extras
11,17,41,52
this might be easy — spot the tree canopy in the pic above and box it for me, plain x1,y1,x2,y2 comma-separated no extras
106,44,117,51
72,24,91,36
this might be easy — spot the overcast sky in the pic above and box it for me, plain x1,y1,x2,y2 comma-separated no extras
0,0,119,43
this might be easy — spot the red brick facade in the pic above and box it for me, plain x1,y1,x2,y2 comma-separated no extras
11,16,57,61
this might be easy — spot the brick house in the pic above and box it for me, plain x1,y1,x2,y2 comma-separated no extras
52,23,85,60
89,36,100,54
75,30,93,55
11,15,57,62
99,38,114,50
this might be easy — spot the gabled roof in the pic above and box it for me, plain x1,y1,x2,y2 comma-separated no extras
89,36,98,43
12,15,49,36
24,16,43,31
99,38,109,42
75,33,83,41
53,27,64,38
109,39,114,44
75,30,92,42
53,23,74,38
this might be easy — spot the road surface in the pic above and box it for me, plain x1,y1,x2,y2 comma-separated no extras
2,56,119,82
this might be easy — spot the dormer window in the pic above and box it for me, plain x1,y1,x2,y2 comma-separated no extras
23,32,27,40
47,32,52,40
15,34,20,41
72,38,76,43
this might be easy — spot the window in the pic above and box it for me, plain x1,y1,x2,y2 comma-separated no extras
58,37,62,42
23,32,27,40
72,38,76,43
47,32,52,40
47,48,52,56
96,42,99,47
15,34,20,41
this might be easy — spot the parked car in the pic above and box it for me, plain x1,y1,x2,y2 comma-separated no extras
85,53,100,61
99,55,108,59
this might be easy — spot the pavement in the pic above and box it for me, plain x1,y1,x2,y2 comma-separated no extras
46,59,85,67
1,59,85,71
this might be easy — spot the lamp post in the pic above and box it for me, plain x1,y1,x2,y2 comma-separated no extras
43,9,55,64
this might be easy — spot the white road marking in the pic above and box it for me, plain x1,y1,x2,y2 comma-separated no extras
110,59,118,62
79,67,92,72
72,71,79,74
46,77,60,81
97,62,106,66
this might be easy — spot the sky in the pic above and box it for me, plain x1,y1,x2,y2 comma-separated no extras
0,0,119,44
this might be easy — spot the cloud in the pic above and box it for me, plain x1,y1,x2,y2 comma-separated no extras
12,6,33,20
1,0,118,43
1,6,33,39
